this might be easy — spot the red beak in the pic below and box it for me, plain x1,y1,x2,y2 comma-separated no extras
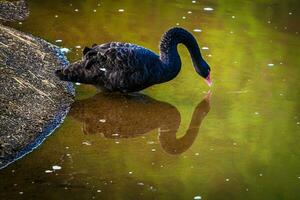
205,73,212,87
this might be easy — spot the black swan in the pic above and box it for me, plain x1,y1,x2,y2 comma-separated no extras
55,27,211,92
70,92,211,155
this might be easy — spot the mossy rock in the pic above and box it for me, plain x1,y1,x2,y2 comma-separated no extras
0,0,29,22
0,24,74,168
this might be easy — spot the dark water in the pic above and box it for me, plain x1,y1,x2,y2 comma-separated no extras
1,0,300,199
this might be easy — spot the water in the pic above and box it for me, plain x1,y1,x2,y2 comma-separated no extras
1,0,300,199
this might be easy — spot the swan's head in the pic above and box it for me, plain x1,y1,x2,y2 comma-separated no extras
196,59,212,87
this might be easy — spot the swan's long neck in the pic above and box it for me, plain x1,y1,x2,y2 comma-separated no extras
159,27,205,82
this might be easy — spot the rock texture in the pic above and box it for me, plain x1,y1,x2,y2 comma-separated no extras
0,24,74,168
0,0,29,22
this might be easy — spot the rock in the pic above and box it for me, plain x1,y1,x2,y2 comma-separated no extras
0,0,29,22
0,24,74,169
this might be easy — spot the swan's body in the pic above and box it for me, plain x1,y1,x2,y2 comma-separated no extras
55,27,211,92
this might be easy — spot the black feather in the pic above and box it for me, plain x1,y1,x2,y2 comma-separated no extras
83,47,92,55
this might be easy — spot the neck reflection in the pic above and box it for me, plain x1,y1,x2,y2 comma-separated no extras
70,92,211,155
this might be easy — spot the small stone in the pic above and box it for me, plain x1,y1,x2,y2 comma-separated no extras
193,29,202,32
99,119,106,123
203,7,214,11
194,196,202,200
82,141,91,146
52,165,62,170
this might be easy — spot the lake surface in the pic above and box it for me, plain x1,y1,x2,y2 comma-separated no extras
1,0,300,199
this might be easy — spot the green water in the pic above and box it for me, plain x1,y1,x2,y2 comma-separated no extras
1,0,300,199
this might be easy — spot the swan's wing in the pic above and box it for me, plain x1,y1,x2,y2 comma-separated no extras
84,42,161,92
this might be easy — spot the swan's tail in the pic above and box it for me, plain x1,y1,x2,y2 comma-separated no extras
55,46,106,85
55,60,86,83
56,59,104,84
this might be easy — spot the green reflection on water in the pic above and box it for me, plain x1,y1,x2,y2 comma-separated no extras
1,0,300,199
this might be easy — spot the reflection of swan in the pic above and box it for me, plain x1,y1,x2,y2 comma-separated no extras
70,93,211,155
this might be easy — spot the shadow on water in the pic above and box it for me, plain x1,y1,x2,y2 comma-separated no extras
70,92,211,155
